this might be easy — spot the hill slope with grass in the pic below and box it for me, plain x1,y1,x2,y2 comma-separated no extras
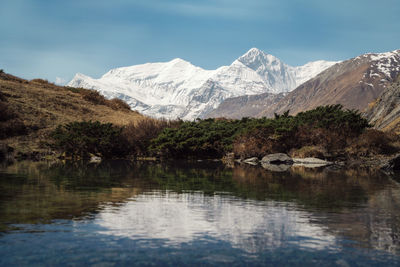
0,71,143,157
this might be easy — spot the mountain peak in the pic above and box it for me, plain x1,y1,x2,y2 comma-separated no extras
169,58,188,63
246,47,264,55
237,48,282,70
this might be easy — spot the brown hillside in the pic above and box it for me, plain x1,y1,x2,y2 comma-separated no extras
0,71,143,155
259,50,400,118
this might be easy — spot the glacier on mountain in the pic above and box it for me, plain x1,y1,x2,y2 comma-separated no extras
67,48,338,120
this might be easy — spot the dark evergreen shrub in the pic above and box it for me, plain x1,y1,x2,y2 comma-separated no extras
50,121,128,158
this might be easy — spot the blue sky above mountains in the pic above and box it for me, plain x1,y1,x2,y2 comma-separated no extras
0,0,399,83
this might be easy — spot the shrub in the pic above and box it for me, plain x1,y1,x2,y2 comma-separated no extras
0,101,27,139
151,118,245,158
80,89,107,105
289,146,327,159
0,120,27,139
0,101,16,122
107,98,131,111
233,105,371,158
30,78,51,84
122,118,181,157
50,121,128,158
0,91,5,101
346,129,397,156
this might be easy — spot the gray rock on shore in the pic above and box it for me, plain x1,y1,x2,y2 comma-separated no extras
261,153,293,164
292,157,332,167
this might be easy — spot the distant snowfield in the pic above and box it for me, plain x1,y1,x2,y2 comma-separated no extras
68,48,339,120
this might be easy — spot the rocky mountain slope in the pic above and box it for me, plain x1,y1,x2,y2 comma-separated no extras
365,74,400,133
258,50,400,117
68,48,337,120
204,92,286,119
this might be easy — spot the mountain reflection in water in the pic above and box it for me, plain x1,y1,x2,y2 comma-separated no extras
95,192,336,252
1,160,400,265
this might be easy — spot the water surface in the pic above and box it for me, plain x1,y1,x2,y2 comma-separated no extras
1,160,400,266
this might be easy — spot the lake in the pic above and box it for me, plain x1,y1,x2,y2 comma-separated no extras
1,160,400,266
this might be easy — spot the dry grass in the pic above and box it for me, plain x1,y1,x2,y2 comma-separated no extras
346,129,399,157
289,146,327,158
122,118,181,156
0,72,143,154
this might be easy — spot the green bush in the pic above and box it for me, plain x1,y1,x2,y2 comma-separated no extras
151,105,371,159
122,118,181,157
233,105,371,158
151,118,250,158
50,121,128,158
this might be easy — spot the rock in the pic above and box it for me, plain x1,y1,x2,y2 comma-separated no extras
261,153,293,164
381,154,400,171
90,156,102,163
292,157,332,165
261,163,290,172
292,163,330,168
243,157,259,165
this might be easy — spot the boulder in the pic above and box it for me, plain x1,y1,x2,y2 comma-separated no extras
261,153,293,164
90,156,102,163
293,163,330,168
292,157,332,166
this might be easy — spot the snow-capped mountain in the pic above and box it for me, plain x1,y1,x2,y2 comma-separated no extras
68,48,338,120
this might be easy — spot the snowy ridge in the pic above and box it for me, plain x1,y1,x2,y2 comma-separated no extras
359,49,400,88
68,48,338,120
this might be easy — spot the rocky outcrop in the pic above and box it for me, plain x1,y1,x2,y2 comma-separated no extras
204,92,285,119
364,74,400,133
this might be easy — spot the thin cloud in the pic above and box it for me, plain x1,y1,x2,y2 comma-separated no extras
55,77,66,85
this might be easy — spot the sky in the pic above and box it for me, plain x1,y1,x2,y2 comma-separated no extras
0,0,399,84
